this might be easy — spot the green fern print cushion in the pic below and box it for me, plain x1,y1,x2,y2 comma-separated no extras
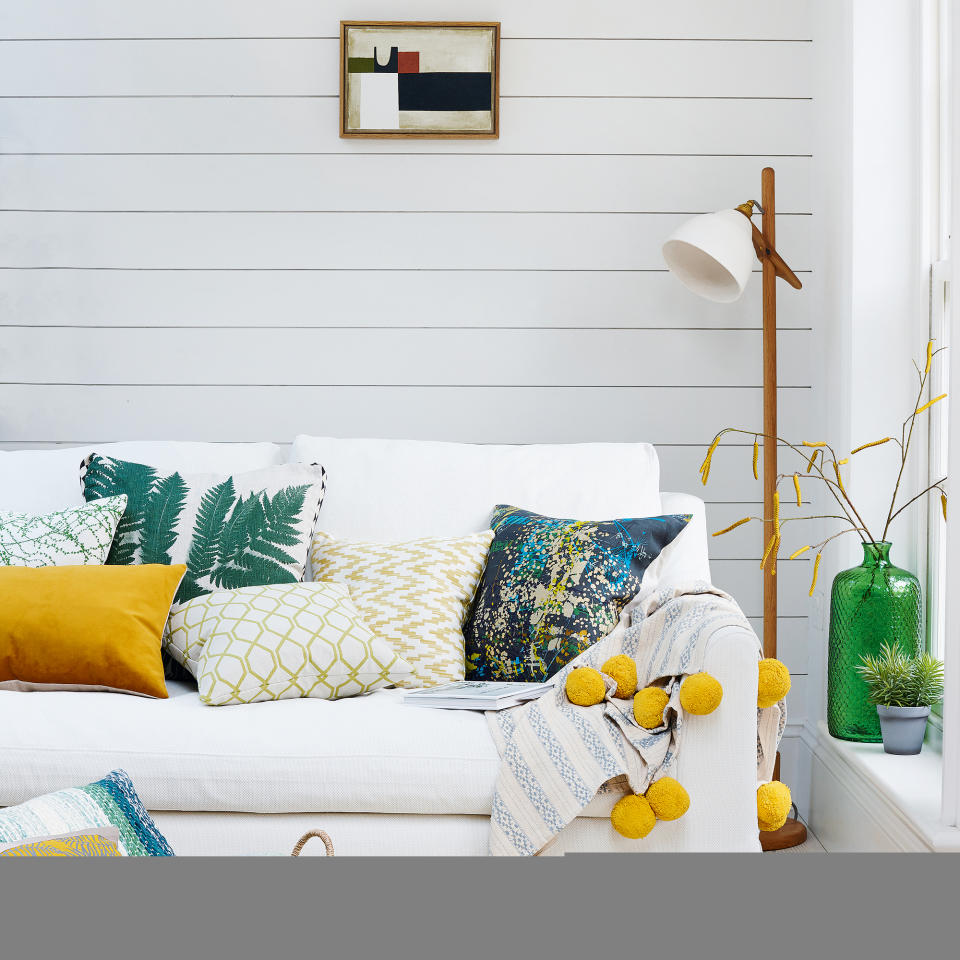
80,454,326,606
1,496,127,567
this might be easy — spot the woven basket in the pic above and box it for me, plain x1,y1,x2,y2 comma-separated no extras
290,830,334,857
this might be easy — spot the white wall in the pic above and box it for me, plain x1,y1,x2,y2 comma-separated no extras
0,1,822,734
815,0,936,701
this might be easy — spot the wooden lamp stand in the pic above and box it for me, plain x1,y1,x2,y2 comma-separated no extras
663,166,808,850
749,168,807,851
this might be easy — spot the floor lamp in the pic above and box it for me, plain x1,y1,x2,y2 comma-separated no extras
662,167,807,850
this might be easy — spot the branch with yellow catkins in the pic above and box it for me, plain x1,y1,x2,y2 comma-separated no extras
703,340,948,600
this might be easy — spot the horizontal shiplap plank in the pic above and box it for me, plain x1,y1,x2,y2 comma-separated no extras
0,39,811,98
784,674,808,720
0,1,813,41
704,500,819,559
747,618,808,673
660,449,764,503
0,97,814,156
0,385,813,446
659,442,833,502
0,328,812,388
0,212,813,270
710,560,811,618
0,269,816,330
0,155,812,213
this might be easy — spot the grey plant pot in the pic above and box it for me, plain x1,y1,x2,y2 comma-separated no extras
876,705,930,755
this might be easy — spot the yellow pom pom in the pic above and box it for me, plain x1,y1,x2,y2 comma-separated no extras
633,685,669,729
757,781,792,832
645,777,690,821
601,654,638,699
679,672,723,716
757,658,792,709
565,667,606,707
610,793,656,840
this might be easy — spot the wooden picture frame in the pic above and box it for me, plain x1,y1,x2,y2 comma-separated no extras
339,21,501,139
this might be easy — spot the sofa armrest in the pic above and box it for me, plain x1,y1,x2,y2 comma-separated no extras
571,617,762,851
676,618,761,847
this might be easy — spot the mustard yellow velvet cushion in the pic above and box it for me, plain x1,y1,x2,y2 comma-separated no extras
0,564,185,698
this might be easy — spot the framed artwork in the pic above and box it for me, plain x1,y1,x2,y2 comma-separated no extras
340,21,500,139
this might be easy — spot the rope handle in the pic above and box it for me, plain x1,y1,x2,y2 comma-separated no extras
290,829,334,857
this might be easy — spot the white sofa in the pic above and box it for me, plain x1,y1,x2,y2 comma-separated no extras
0,437,762,855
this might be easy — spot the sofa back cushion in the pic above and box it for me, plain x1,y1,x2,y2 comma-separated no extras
656,492,711,585
0,441,286,514
289,436,662,541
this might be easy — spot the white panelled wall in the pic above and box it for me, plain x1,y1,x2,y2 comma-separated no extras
0,1,823,799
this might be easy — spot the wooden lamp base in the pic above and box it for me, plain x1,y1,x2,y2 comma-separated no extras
759,753,807,850
760,817,808,851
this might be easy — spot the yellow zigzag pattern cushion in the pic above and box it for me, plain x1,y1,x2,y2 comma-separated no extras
310,529,494,688
166,581,412,705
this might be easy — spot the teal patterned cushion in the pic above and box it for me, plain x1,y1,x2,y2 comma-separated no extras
464,506,691,681
0,496,127,567
0,770,172,857
80,454,326,606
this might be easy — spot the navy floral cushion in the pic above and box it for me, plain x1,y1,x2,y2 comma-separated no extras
464,506,691,682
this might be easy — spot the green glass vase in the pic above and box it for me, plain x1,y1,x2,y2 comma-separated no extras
827,541,922,742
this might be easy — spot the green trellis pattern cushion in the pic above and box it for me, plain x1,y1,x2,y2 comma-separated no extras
166,581,412,705
0,496,127,567
80,454,326,606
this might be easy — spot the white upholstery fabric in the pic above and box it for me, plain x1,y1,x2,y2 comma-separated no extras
0,442,285,514
655,492,712,584
152,810,493,857
152,805,761,856
0,684,500,816
289,436,662,541
0,622,759,852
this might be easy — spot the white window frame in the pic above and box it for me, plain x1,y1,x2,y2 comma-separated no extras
923,0,951,671
942,0,960,831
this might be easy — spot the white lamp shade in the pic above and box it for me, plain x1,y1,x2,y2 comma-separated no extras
661,208,756,303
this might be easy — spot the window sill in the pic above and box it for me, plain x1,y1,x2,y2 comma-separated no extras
811,720,960,851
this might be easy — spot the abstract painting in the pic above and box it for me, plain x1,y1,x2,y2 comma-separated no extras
340,21,500,138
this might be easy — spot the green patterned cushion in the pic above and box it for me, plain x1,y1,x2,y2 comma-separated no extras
80,454,326,606
166,581,412,704
0,496,127,566
0,770,172,856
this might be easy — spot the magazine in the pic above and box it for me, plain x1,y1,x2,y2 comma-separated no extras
403,680,554,711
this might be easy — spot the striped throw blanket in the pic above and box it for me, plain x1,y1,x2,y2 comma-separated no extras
486,582,784,856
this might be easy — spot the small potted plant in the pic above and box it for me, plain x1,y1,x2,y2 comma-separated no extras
854,642,944,754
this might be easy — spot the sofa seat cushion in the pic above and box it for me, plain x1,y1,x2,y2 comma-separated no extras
0,682,503,816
